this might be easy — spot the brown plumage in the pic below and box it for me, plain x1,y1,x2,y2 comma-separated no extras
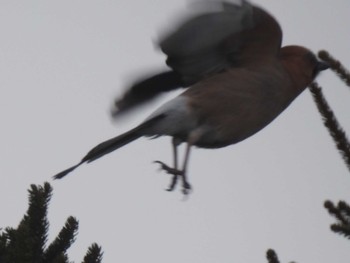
54,1,329,194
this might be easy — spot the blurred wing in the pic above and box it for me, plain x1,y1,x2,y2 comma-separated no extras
112,70,186,116
114,0,260,117
159,0,255,83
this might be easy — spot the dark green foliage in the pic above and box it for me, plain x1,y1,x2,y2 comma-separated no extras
82,243,103,263
43,216,79,263
0,183,52,263
266,249,297,263
309,82,350,173
0,182,103,263
309,51,350,174
325,200,350,239
266,249,280,263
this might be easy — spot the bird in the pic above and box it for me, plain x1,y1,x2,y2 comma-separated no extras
53,0,329,194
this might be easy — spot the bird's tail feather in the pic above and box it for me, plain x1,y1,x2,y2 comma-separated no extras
53,114,165,180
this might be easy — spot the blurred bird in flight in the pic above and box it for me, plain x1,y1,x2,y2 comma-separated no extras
54,0,329,194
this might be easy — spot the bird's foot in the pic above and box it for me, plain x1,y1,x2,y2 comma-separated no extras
154,161,192,195
154,160,183,176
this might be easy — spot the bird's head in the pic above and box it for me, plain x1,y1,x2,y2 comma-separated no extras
280,45,329,93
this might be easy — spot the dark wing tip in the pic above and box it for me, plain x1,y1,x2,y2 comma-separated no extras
53,162,84,180
111,71,185,117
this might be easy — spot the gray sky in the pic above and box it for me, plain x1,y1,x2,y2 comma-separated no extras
1,0,350,262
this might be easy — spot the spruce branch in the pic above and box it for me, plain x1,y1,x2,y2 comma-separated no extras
0,182,103,263
51,253,69,263
266,249,280,263
82,243,103,263
43,216,79,263
308,82,350,172
318,50,350,87
23,183,52,257
6,182,53,262
325,200,350,239
266,249,296,263
324,200,347,225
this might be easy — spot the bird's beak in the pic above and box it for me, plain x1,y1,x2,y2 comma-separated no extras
317,61,330,71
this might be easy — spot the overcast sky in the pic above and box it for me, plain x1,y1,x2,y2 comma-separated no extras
1,0,350,262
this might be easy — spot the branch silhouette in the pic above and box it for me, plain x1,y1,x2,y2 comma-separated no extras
0,182,103,263
266,249,296,263
266,249,280,263
266,51,350,263
318,50,350,87
309,82,350,172
325,200,350,239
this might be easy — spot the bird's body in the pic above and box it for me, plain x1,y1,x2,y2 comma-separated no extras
54,1,329,194
144,53,305,149
178,61,293,148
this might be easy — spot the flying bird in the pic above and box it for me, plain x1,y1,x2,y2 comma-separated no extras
54,0,329,194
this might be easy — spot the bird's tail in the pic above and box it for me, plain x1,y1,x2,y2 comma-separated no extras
53,114,165,179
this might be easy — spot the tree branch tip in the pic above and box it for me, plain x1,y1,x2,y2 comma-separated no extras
324,200,333,209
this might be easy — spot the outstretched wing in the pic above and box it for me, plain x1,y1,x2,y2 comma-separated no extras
159,0,254,83
112,70,185,116
114,0,281,116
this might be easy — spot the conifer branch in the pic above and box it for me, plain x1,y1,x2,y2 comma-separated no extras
0,182,103,263
43,216,79,263
266,249,280,263
325,200,350,239
82,243,103,263
308,82,350,172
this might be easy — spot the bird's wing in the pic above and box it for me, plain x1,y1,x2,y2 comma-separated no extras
112,71,184,116
113,0,282,116
159,0,255,83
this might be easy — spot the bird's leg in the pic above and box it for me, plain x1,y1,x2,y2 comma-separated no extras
155,132,199,195
179,141,192,195
167,137,181,191
154,138,182,191
178,130,202,195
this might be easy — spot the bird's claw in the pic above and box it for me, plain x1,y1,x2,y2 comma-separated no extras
154,160,192,195
153,161,183,175
181,181,192,195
